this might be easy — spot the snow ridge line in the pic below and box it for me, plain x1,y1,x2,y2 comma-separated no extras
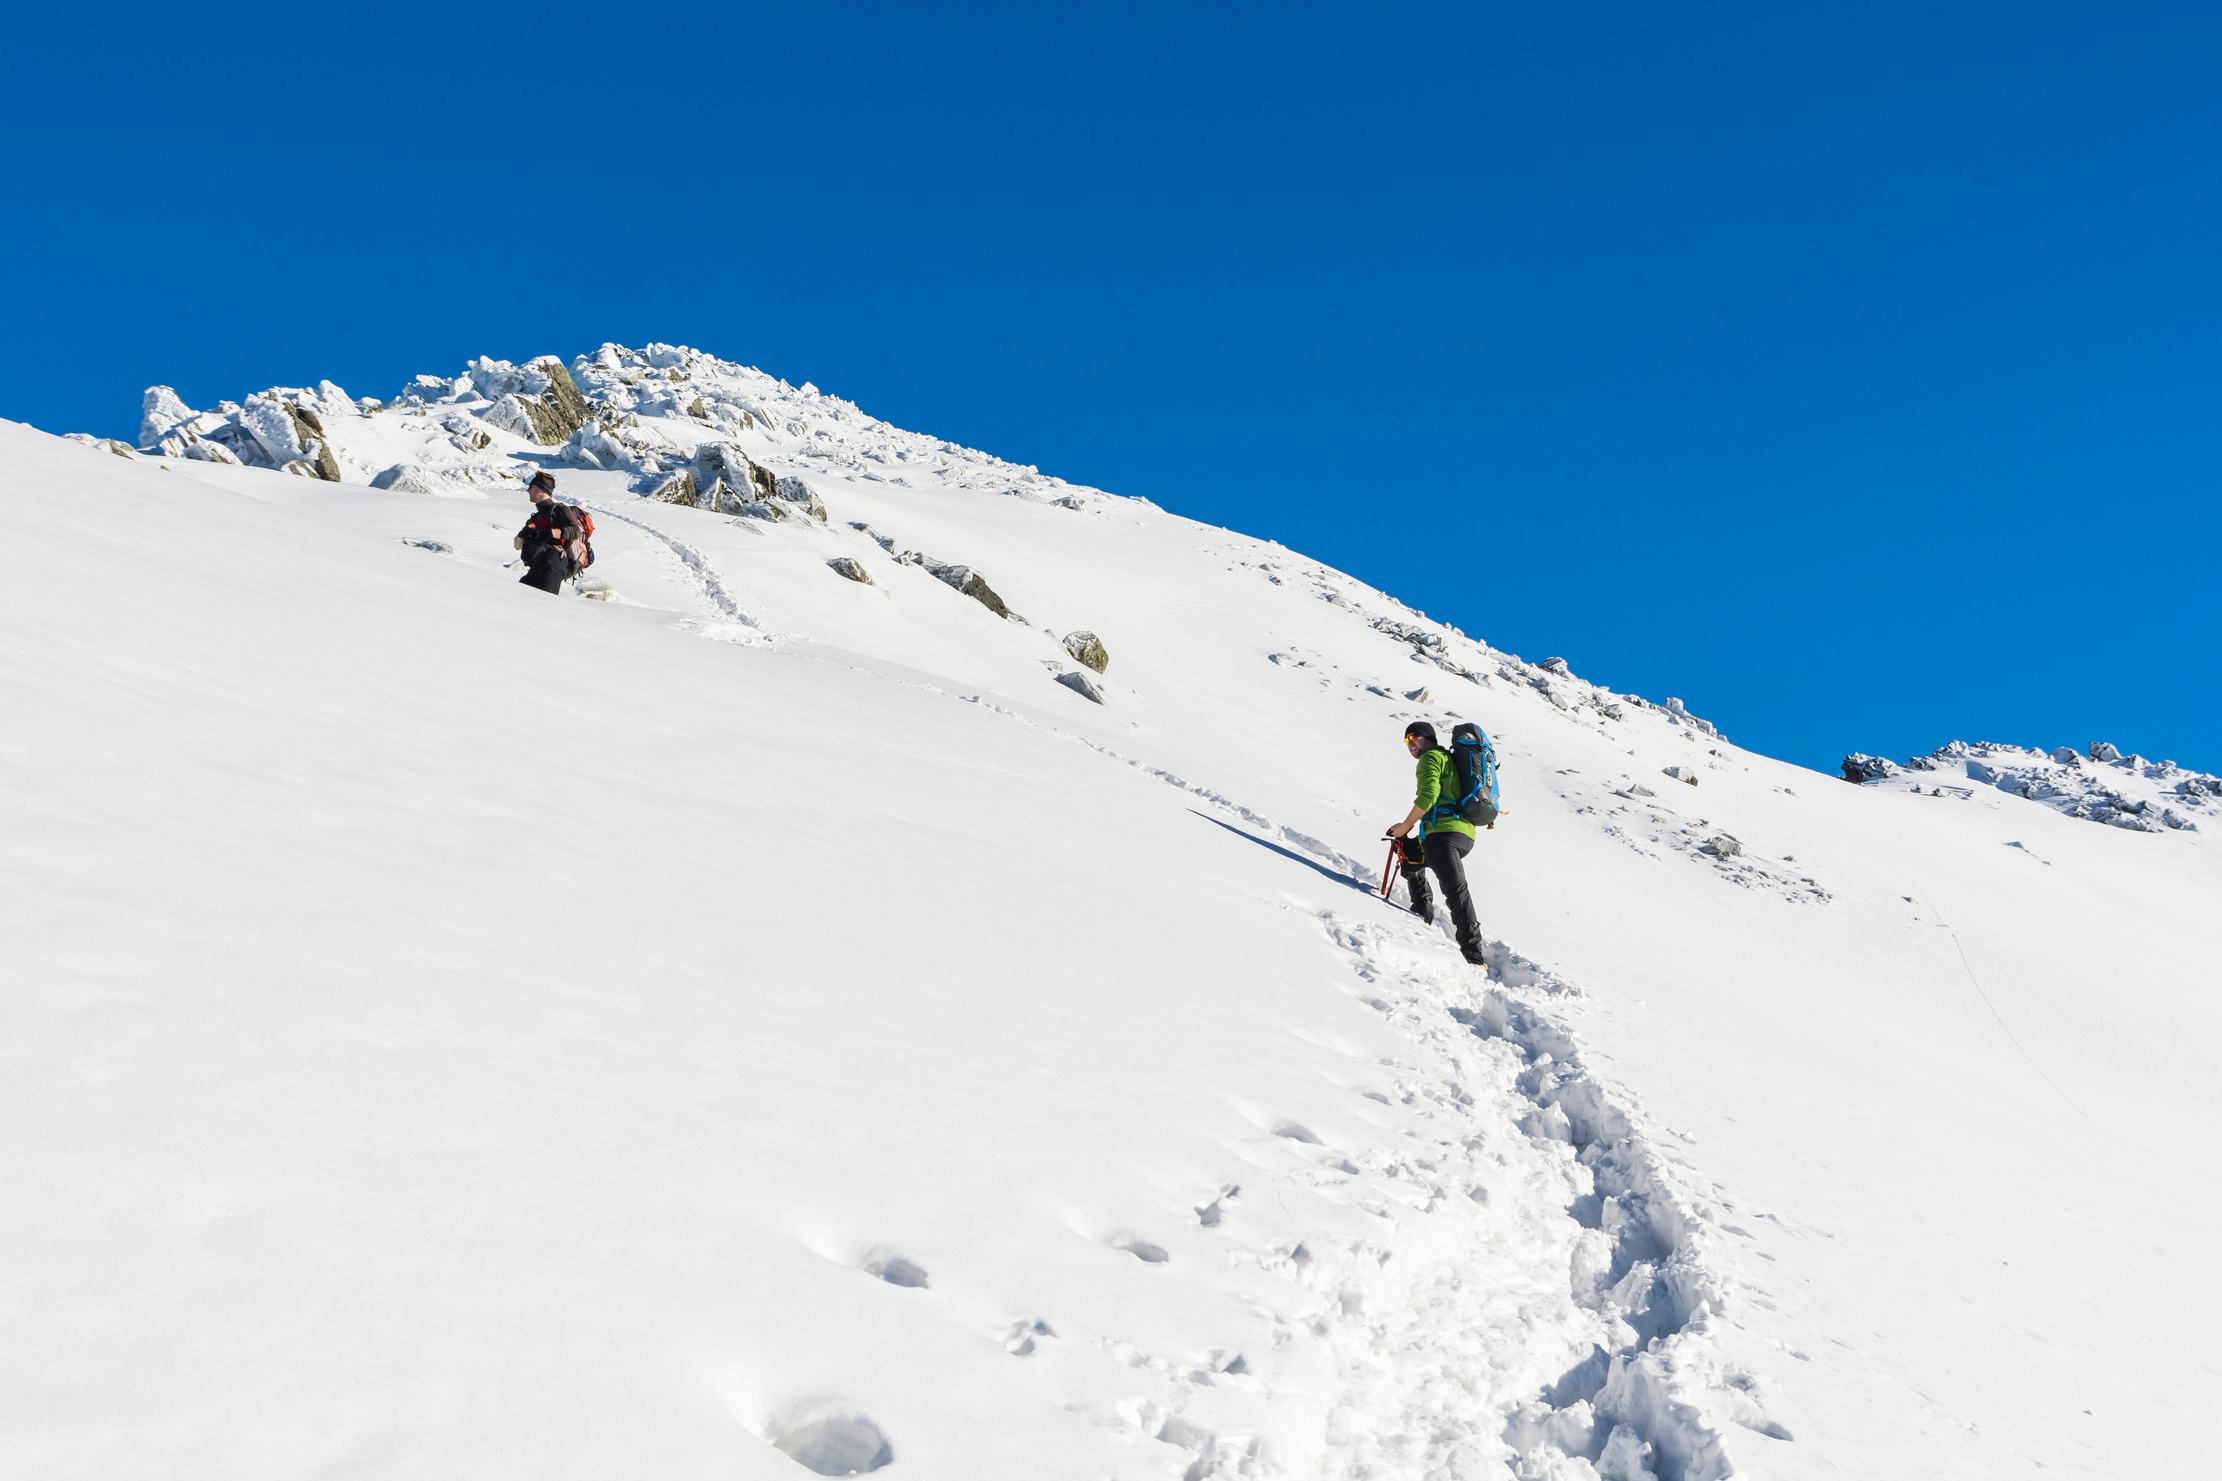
578,500,763,630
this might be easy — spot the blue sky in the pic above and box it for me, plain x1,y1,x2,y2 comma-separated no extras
6,1,2216,774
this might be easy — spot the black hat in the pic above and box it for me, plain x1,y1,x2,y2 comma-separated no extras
1404,721,1437,743
527,469,556,491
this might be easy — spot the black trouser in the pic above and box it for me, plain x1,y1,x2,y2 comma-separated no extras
1408,830,1482,959
519,544,569,594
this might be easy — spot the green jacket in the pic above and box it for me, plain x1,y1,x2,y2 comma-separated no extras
1414,748,1478,839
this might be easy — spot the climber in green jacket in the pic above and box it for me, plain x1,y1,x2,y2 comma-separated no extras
1388,721,1486,967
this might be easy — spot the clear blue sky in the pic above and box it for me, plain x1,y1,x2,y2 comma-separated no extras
6,2,2217,775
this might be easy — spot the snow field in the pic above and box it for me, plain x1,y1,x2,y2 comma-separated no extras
10,342,2222,1481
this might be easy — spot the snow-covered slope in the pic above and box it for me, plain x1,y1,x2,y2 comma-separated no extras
7,348,2218,1481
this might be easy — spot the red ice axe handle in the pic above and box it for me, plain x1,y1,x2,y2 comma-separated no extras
1379,839,1398,899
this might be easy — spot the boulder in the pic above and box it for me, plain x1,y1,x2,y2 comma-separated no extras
1663,765,1702,786
2090,741,2123,762
1601,702,1626,721
1540,656,1569,675
2051,745,2081,765
1840,754,1899,784
182,439,240,465
936,565,1010,618
1062,630,1110,673
827,557,873,584
1055,670,1106,704
1405,687,1429,703
646,470,698,506
1702,836,1743,858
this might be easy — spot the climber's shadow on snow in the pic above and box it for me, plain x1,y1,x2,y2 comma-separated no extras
1186,811,1366,892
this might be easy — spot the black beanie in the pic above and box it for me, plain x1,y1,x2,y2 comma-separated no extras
527,470,556,492
1404,721,1437,743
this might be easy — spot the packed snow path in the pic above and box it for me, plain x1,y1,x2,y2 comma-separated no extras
9,352,2221,1480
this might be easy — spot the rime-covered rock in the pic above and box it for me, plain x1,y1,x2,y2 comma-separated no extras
2090,741,2123,762
774,474,825,521
827,557,873,584
1664,765,1702,786
140,386,196,450
1840,754,1899,784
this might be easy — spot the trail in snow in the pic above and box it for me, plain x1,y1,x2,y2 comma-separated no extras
578,497,766,632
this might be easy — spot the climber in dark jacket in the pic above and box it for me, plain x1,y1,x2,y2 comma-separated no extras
513,470,583,594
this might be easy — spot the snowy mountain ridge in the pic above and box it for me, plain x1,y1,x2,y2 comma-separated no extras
10,342,2219,1480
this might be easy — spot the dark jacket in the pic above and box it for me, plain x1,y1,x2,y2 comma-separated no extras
517,501,584,563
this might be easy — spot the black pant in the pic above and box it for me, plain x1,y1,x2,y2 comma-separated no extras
519,545,569,594
1409,831,1482,960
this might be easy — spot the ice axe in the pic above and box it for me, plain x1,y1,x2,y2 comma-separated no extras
1379,836,1399,899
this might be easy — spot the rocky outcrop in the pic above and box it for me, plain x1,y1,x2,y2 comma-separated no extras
1055,670,1105,703
1540,656,1569,675
1840,754,1899,784
467,357,591,446
827,557,873,584
1663,765,1702,786
2090,741,2123,762
238,395,340,480
1062,631,1109,673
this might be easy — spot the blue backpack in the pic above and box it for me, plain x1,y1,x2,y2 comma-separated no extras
1444,722,1500,829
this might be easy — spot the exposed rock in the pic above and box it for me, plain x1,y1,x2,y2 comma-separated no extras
1840,754,1900,784
1701,836,1743,858
1601,702,1627,721
1616,783,1656,799
1055,670,1106,704
687,397,707,419
1053,495,1087,510
849,522,897,552
1405,686,1429,703
1663,765,1702,786
183,439,240,466
827,557,873,584
2090,741,2123,762
1062,630,1110,673
466,357,591,445
1540,656,1569,675
2051,746,2081,765
646,470,698,506
936,565,1010,618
